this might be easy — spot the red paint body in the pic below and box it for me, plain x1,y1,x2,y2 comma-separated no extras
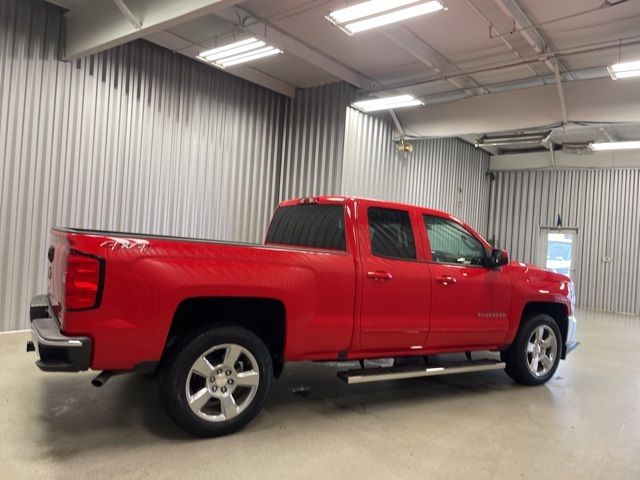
47,197,573,371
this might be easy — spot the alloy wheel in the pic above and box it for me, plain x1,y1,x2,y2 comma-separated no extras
525,325,558,377
185,343,260,422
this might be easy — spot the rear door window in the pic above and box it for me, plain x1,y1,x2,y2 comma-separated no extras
266,204,346,251
368,207,416,260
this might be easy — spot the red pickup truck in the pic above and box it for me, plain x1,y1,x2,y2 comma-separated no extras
28,196,578,436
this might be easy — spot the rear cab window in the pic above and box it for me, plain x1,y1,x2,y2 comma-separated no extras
266,204,346,251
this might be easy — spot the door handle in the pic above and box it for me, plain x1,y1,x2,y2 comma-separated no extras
435,276,456,286
367,271,393,281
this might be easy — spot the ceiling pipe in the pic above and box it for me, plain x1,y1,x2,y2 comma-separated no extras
553,60,568,131
389,109,406,138
112,0,142,30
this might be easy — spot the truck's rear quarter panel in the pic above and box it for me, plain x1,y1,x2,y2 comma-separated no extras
56,231,356,370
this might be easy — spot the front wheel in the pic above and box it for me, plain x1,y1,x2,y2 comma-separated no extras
501,313,562,386
160,326,272,437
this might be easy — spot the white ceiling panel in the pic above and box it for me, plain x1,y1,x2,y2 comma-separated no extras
562,43,640,72
403,1,509,61
234,54,340,88
466,63,542,86
407,79,466,97
46,0,90,9
165,13,236,45
521,0,640,30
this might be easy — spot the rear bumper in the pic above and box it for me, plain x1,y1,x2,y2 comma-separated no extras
28,295,92,372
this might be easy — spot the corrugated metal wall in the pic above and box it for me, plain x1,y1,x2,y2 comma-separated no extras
488,169,640,315
279,82,354,200
341,107,491,233
0,0,491,331
0,0,286,331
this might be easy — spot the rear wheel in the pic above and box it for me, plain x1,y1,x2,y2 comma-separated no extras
501,313,562,385
160,325,272,437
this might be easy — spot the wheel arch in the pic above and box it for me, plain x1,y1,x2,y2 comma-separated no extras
163,297,287,376
521,302,569,358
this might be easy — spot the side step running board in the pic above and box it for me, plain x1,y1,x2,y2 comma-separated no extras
338,359,505,384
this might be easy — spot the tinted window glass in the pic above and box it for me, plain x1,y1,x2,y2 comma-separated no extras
424,215,485,265
266,204,346,250
368,208,416,260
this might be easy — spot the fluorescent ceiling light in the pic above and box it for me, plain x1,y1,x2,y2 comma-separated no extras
590,141,640,151
326,0,444,35
328,0,420,23
352,94,424,112
199,38,260,58
203,41,266,61
198,38,282,69
608,60,640,79
346,1,444,33
219,47,282,67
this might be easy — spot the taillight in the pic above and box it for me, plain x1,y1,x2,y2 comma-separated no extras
65,251,103,310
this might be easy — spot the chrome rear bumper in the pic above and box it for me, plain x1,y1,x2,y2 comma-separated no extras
28,295,92,372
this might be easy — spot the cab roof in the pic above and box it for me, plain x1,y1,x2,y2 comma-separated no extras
278,195,460,221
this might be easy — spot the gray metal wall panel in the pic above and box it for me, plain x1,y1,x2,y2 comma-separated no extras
488,169,640,315
279,82,354,201
0,1,492,332
341,107,491,233
0,0,286,331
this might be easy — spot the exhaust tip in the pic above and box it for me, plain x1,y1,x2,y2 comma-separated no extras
91,378,105,387
91,370,119,387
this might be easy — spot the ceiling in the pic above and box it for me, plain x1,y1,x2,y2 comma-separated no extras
47,0,640,153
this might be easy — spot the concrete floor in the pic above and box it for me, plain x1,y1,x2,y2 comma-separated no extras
1,308,639,480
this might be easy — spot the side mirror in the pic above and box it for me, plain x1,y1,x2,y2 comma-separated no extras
489,248,509,267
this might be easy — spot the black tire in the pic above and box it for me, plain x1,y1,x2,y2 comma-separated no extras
160,325,272,437
501,313,562,386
